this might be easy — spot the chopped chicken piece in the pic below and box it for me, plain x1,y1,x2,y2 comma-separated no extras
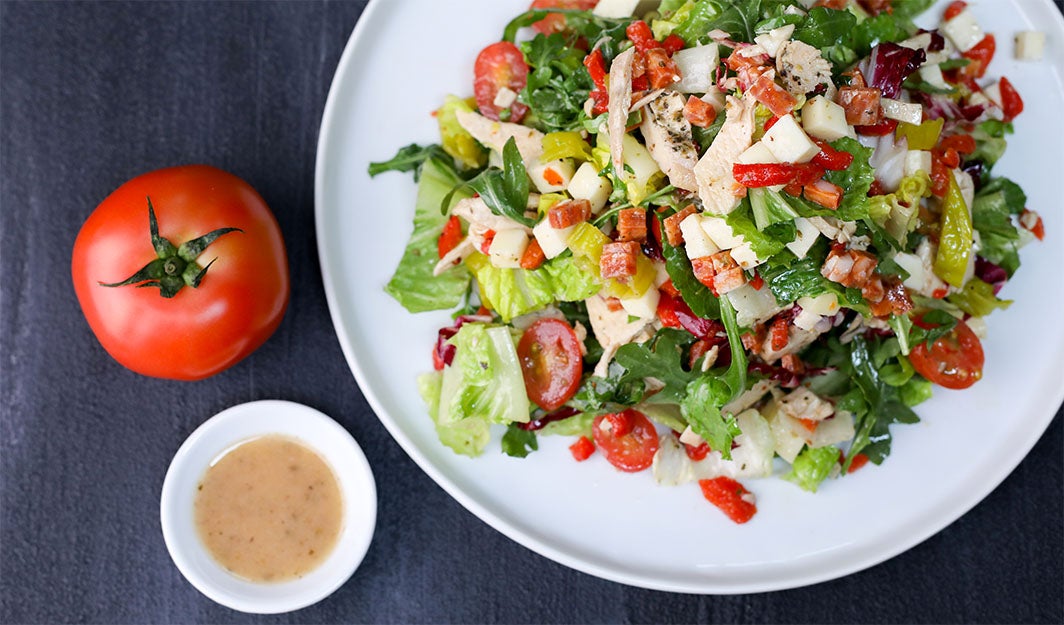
778,386,835,422
640,91,700,191
608,48,636,176
455,109,544,165
693,92,758,215
585,293,655,377
451,197,533,234
775,40,836,99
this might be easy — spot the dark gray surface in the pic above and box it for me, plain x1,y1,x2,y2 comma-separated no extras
1,1,1061,623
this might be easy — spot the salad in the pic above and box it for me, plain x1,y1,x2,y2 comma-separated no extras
369,0,1044,524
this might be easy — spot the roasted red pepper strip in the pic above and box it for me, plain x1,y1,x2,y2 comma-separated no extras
999,76,1024,122
733,162,825,187
699,477,757,524
662,33,685,55
626,20,658,53
811,139,854,170
583,48,607,91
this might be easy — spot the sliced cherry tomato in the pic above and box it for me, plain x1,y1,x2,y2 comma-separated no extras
998,76,1024,122
473,42,530,123
699,477,757,524
909,319,985,389
592,409,659,472
530,0,598,35
517,318,583,411
437,215,463,259
944,0,967,20
569,435,596,461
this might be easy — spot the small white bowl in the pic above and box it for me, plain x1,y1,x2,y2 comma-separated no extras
160,400,376,614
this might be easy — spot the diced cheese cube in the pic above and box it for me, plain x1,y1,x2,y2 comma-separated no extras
792,307,822,331
801,96,853,142
966,316,989,339
811,412,855,448
729,242,763,270
727,283,782,327
673,44,720,94
619,286,661,320
754,24,795,58
786,217,821,260
918,64,949,91
532,219,575,259
493,87,517,109
737,141,778,164
762,114,820,163
489,229,529,268
701,216,744,250
592,0,654,18
528,158,575,194
797,292,839,317
701,86,726,112
942,8,984,53
904,150,932,177
566,161,611,214
681,214,719,259
1015,31,1045,61
983,81,1003,108
880,98,923,125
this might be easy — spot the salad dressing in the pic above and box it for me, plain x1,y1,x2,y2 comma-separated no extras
194,435,343,583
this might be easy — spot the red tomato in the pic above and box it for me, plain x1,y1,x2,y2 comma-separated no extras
530,0,598,35
517,318,583,411
474,42,530,123
699,477,757,524
909,319,985,389
71,165,289,380
569,435,596,461
592,409,659,472
998,76,1024,122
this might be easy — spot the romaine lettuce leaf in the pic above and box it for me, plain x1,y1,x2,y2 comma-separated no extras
385,158,472,312
784,445,840,492
466,253,601,322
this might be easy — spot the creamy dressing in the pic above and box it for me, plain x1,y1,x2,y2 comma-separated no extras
194,435,343,583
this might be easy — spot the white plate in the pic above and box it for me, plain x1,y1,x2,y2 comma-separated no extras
315,0,1064,593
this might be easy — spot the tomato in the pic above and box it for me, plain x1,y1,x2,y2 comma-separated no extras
473,41,530,123
71,165,289,380
517,318,583,411
592,409,659,472
569,435,596,461
909,319,985,390
998,76,1024,122
961,34,995,80
530,0,598,35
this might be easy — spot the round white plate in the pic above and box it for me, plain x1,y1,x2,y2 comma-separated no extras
315,0,1064,593
160,401,377,613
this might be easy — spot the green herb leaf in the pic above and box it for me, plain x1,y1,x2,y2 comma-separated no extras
501,425,538,458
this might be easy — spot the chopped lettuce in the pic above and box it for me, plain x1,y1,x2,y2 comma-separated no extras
466,253,600,322
434,323,531,457
972,177,1027,276
437,96,488,171
384,158,472,313
784,445,840,492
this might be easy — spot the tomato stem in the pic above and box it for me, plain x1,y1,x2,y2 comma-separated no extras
98,197,241,299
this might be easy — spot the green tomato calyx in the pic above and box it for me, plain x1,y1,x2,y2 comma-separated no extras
99,197,242,299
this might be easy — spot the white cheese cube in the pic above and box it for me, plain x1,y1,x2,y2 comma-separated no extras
727,283,782,328
566,161,611,214
881,98,923,125
942,8,984,53
792,308,822,331
701,216,744,250
592,0,654,18
1015,31,1045,61
489,229,529,269
619,286,661,320
737,141,778,164
729,242,763,270
801,96,853,142
673,44,720,94
811,412,855,448
797,292,839,317
493,87,517,109
754,24,795,58
528,158,575,194
532,219,575,259
918,64,949,90
966,316,989,339
681,214,719,259
904,150,932,177
701,86,726,112
762,114,820,163
983,81,1003,108
786,217,821,260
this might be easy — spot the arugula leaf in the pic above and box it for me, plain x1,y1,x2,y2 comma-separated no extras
658,212,722,319
501,425,538,458
368,144,455,181
793,7,856,49
845,336,921,465
519,33,594,132
461,137,534,227
675,0,797,44
972,177,1026,276
725,200,792,259
614,328,697,404
569,373,647,413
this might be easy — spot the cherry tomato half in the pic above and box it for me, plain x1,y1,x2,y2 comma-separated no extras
71,165,289,380
909,319,985,390
473,41,530,123
517,318,583,411
592,409,659,472
530,0,598,35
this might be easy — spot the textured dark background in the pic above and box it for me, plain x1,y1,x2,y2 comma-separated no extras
2,1,1062,623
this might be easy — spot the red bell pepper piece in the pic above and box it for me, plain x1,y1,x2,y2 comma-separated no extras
733,162,825,188
999,76,1024,122
699,477,757,524
626,20,658,53
569,436,595,461
811,139,854,170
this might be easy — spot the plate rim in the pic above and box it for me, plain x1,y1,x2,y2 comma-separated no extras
314,0,1064,594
